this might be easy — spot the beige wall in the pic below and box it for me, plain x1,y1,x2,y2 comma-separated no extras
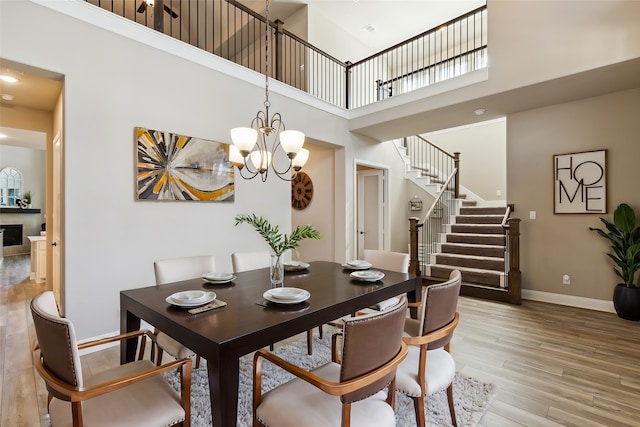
424,119,506,202
508,88,640,302
291,142,335,262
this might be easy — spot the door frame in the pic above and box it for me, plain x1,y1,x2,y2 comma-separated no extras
353,160,389,259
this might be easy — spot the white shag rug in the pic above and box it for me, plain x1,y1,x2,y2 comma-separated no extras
164,332,495,427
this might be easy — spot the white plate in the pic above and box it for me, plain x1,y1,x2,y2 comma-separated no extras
202,272,234,281
350,270,385,282
171,290,208,304
166,291,216,307
342,260,372,270
283,261,310,271
202,273,236,284
348,260,372,268
263,288,310,304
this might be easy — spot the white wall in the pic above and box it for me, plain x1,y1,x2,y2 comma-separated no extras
0,0,350,339
0,145,46,254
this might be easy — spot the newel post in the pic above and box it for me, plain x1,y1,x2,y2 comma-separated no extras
409,217,422,277
345,61,352,109
506,218,522,305
453,152,460,199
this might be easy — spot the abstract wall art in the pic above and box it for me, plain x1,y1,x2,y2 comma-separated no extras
553,149,606,214
136,127,234,201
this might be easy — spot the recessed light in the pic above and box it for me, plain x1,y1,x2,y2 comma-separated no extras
474,108,485,116
1,94,14,101
0,134,8,139
362,24,376,33
0,75,19,83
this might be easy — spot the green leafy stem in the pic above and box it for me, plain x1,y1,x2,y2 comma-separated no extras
234,214,321,256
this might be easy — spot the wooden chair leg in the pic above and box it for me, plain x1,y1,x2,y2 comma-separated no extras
156,348,164,366
447,383,457,427
306,329,313,355
413,395,426,427
269,343,274,351
195,355,201,369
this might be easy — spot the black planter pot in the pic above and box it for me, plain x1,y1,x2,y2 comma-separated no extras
613,284,640,321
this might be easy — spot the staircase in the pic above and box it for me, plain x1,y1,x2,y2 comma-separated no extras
427,206,507,288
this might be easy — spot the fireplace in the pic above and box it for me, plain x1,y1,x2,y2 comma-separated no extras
0,224,23,246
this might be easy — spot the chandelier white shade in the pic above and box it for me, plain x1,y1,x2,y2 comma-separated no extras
228,0,308,182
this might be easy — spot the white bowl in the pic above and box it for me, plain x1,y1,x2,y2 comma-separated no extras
347,260,372,268
171,290,208,304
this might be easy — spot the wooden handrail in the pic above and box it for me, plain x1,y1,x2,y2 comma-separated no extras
420,168,457,224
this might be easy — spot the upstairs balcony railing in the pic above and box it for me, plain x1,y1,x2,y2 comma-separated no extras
85,0,487,110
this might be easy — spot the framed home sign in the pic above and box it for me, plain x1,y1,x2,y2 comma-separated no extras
553,149,606,214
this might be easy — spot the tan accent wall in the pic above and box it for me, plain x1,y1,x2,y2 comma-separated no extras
507,88,640,301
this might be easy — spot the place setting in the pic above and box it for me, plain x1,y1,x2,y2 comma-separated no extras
283,261,310,272
165,290,227,314
349,269,385,282
201,271,236,284
257,287,311,311
341,260,372,270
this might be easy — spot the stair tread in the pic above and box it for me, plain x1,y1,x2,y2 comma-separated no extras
436,253,504,262
446,232,505,238
441,242,505,249
429,264,505,276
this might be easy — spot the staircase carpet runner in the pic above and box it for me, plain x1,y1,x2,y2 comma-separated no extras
428,205,508,289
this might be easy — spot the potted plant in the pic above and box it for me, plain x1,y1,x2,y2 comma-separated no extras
235,214,320,286
590,203,640,321
24,191,32,208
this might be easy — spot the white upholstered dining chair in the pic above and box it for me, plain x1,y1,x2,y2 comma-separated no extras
231,250,271,273
395,270,462,427
153,255,217,367
31,291,192,427
252,297,409,427
363,249,410,274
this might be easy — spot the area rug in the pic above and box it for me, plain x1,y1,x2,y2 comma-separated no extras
164,332,495,426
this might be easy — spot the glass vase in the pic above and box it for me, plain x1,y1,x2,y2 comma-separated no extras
270,252,284,287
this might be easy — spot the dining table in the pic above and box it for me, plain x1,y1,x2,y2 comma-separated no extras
120,260,421,427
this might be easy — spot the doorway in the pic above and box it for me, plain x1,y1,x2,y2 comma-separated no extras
355,163,388,259
0,59,64,309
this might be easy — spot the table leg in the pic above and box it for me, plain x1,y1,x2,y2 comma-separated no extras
120,308,141,364
208,352,240,427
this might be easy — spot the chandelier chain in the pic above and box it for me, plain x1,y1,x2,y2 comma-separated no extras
264,0,270,110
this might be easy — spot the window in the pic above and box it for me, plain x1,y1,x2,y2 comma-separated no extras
0,167,23,207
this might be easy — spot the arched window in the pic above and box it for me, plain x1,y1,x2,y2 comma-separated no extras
0,167,23,207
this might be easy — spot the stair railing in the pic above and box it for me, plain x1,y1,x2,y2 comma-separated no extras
404,135,460,198
84,1,487,110
409,168,457,278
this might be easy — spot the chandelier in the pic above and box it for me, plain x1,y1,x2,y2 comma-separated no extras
229,0,308,182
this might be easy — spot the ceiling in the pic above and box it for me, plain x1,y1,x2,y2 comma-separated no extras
0,60,63,149
243,0,485,54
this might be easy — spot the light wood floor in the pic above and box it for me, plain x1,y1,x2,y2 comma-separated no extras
2,255,639,426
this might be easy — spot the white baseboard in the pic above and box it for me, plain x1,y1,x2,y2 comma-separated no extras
522,289,615,313
78,320,154,356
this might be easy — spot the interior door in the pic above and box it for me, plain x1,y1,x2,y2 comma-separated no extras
357,169,383,259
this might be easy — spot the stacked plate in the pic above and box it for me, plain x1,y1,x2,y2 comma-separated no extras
283,261,310,271
202,272,236,284
166,290,217,307
342,260,372,270
263,287,311,304
350,270,385,282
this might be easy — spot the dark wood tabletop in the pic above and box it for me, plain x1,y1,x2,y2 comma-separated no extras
120,260,420,427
